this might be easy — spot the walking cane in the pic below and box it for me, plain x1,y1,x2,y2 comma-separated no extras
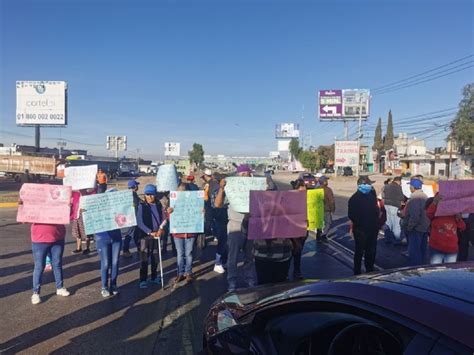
157,219,168,290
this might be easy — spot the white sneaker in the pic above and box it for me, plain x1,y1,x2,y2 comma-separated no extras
56,288,70,297
214,264,225,274
31,293,41,304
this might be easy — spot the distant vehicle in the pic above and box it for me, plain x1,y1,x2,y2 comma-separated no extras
325,167,335,174
147,162,159,175
203,263,474,354
291,172,317,189
288,160,305,173
265,165,275,175
343,167,353,176
0,155,60,181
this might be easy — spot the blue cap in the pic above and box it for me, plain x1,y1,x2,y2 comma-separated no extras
319,176,329,183
143,184,157,195
410,179,423,190
128,179,140,188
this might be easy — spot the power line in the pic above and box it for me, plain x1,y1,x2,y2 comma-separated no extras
373,65,474,95
372,54,474,92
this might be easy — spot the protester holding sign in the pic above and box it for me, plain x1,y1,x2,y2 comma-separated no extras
215,165,264,292
292,179,308,280
71,189,95,255
169,183,202,285
96,169,107,193
122,180,142,257
426,194,466,264
136,184,164,289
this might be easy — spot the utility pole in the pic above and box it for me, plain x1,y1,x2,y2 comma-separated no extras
344,120,348,140
448,127,455,179
35,125,40,152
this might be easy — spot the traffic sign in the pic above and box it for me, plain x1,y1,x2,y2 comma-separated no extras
319,90,343,119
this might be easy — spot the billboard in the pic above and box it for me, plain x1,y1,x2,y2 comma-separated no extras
275,123,300,139
107,136,127,151
16,81,67,126
277,139,291,152
164,142,181,157
319,89,370,121
342,89,370,119
319,90,343,119
334,141,360,168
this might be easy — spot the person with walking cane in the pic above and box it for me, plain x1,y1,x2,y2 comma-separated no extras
136,184,164,289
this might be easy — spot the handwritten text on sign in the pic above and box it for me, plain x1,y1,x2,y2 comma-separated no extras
80,190,137,234
224,177,267,213
169,191,204,234
63,164,97,191
436,180,474,217
248,191,307,240
17,183,72,224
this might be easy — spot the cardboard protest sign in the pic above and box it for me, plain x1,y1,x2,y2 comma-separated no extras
80,190,136,234
169,190,204,233
401,180,434,198
17,183,72,224
307,188,325,230
63,164,97,191
156,164,178,192
224,177,267,213
248,190,307,240
436,180,474,216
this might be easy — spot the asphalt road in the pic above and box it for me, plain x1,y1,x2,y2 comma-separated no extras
1,172,472,354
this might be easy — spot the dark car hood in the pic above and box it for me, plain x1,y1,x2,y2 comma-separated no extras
219,263,474,320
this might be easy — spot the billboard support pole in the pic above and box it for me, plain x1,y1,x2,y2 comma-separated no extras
35,125,40,152
357,106,363,176
344,121,348,140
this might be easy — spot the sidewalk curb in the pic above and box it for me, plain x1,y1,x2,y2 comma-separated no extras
0,202,18,208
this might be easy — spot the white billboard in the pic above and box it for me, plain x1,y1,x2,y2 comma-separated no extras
16,81,67,126
277,140,290,152
107,136,127,151
335,141,360,168
342,89,370,119
275,123,300,138
164,142,181,157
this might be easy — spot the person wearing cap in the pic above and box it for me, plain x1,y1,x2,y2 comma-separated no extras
348,176,380,275
215,164,256,291
136,184,164,288
186,175,199,191
383,176,405,245
320,176,335,239
403,178,430,266
122,180,142,257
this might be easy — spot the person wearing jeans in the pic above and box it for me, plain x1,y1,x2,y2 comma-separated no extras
426,194,466,265
172,234,196,284
209,177,228,273
95,229,122,297
30,223,70,304
404,179,430,266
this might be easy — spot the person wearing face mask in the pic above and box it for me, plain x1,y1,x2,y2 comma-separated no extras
348,176,380,275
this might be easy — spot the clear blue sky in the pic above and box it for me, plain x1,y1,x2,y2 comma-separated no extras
1,0,473,159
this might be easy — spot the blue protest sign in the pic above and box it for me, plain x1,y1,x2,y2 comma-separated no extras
156,164,179,192
169,190,204,234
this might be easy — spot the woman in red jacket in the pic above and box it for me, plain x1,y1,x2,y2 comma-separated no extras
426,194,466,264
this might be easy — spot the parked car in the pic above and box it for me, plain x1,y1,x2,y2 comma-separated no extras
291,172,317,189
343,166,353,176
325,167,335,174
203,263,474,354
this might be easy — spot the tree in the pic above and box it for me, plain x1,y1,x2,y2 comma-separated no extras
316,145,334,168
451,83,474,151
373,117,383,152
289,138,302,161
299,151,319,172
383,110,394,150
188,143,204,167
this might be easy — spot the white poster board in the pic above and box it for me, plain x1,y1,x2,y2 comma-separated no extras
63,165,98,191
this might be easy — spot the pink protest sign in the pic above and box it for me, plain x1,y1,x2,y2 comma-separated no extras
17,183,72,224
436,180,474,217
248,191,307,240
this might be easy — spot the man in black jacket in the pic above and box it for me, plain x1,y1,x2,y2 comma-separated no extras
348,176,380,275
123,179,142,257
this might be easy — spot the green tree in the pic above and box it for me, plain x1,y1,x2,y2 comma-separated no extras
289,138,302,160
383,110,394,150
299,150,319,172
373,117,383,152
316,145,334,168
188,143,205,167
451,83,474,150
